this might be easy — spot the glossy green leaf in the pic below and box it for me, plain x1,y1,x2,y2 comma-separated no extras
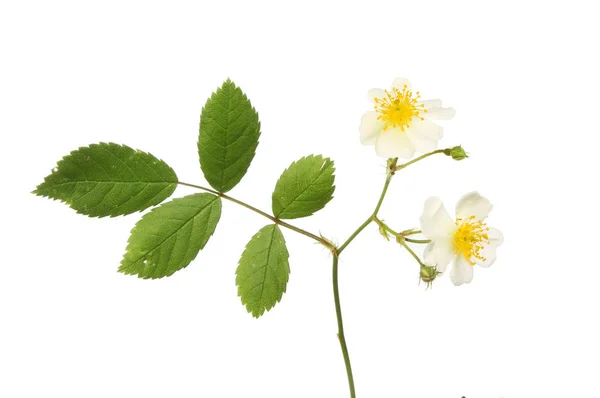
236,224,290,318
272,155,335,219
119,193,221,279
33,143,177,217
198,79,261,193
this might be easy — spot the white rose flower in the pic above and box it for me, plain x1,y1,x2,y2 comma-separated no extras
359,78,455,159
419,192,503,286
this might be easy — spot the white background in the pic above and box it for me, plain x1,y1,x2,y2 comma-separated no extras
1,1,599,397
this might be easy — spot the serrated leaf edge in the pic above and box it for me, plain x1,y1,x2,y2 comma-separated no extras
198,79,261,193
119,193,221,279
272,154,336,219
33,142,178,218
236,224,290,318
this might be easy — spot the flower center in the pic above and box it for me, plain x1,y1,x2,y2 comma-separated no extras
453,216,490,265
373,85,425,131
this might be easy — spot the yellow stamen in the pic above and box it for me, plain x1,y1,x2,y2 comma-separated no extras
453,216,490,265
373,84,426,131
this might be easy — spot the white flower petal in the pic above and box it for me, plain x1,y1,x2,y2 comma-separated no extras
407,128,438,153
488,227,503,246
420,99,442,110
475,245,497,268
406,119,442,153
411,119,443,141
375,129,415,159
420,197,456,239
423,238,454,273
359,111,384,145
425,107,456,120
391,78,412,91
475,228,503,268
450,255,474,286
455,192,492,220
368,88,386,103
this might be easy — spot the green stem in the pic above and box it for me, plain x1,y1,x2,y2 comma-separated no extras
394,149,445,172
377,223,429,244
374,218,417,237
373,217,428,266
332,158,398,397
333,254,356,398
337,217,372,254
372,174,393,217
397,238,424,266
177,181,335,251
374,218,398,236
338,158,398,255
404,238,430,244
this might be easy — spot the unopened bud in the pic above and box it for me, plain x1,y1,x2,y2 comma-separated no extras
444,146,468,161
420,265,440,288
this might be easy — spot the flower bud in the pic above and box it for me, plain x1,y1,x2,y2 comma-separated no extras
420,265,440,288
444,146,468,160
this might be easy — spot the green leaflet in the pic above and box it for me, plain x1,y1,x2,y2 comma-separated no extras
198,79,261,193
272,155,335,219
119,193,221,279
236,224,290,318
33,143,177,217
